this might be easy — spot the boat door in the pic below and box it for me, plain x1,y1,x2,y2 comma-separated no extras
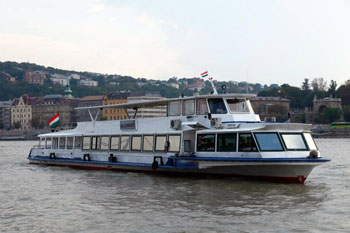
237,133,260,158
182,130,196,155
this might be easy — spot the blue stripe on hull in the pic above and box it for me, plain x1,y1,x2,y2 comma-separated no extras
169,156,331,163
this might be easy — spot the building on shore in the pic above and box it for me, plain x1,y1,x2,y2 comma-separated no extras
313,95,342,113
290,95,343,123
127,92,166,118
23,70,46,85
250,96,291,122
32,95,78,129
76,95,104,122
0,100,12,130
103,91,165,120
11,94,38,130
103,92,131,120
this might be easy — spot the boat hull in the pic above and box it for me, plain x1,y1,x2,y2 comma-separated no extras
28,155,329,184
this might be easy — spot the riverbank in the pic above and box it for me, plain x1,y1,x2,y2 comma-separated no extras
0,129,48,141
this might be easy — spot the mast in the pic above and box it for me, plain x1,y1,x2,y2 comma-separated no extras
209,76,218,95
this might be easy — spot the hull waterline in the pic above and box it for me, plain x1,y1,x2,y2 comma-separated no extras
28,156,329,184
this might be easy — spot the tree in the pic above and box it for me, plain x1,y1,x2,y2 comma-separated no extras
328,80,337,97
13,121,21,129
311,78,327,92
320,107,342,124
337,85,350,106
301,78,310,91
343,106,350,122
31,117,44,129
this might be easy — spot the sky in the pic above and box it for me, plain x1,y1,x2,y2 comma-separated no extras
1,0,350,87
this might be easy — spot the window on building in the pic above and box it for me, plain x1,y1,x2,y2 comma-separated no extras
131,136,142,151
110,136,120,150
281,133,307,151
238,133,258,152
196,99,208,115
217,133,236,152
120,136,130,151
208,98,227,114
168,101,181,116
155,135,167,151
74,137,82,149
182,100,195,115
168,135,181,152
197,134,215,151
83,136,91,150
143,135,154,152
100,136,109,150
254,133,283,151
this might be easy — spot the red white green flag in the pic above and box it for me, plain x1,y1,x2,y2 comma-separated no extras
201,71,208,78
48,113,60,128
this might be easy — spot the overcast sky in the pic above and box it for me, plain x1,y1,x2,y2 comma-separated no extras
1,0,350,87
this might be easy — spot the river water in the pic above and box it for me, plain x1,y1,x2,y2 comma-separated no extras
0,139,349,233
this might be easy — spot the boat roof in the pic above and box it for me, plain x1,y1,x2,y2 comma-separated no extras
75,93,256,110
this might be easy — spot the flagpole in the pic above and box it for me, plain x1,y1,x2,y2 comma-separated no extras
209,77,218,95
201,71,218,95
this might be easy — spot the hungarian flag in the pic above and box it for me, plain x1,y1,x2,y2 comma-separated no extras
48,113,60,128
201,71,208,78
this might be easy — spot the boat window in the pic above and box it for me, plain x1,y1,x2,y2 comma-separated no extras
131,136,142,151
59,137,66,150
45,138,52,149
227,98,249,112
91,136,100,150
143,135,154,152
303,133,317,150
217,133,236,152
168,101,181,116
183,100,195,115
196,99,208,115
74,137,82,149
238,133,258,152
197,134,215,152
208,98,227,114
168,135,181,152
67,137,74,149
281,133,307,151
110,136,120,150
52,138,58,149
121,136,130,151
254,133,283,151
83,137,90,150
100,136,109,150
155,135,167,152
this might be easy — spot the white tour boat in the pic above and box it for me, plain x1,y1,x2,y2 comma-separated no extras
28,82,330,184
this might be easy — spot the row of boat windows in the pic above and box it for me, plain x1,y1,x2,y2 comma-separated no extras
168,98,249,116
45,134,181,153
197,132,317,152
